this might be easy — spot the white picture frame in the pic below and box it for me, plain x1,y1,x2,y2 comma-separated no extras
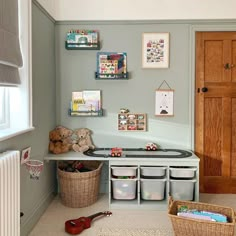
142,32,170,68
155,89,174,116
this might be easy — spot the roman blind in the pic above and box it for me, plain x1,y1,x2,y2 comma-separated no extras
0,0,23,86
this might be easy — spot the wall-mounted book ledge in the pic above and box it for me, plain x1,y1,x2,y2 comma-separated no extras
65,41,101,50
68,109,104,117
95,72,129,80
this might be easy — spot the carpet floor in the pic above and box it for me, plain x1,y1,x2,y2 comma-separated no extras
29,193,236,236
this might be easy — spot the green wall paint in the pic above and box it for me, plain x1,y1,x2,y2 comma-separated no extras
55,23,191,148
0,2,56,235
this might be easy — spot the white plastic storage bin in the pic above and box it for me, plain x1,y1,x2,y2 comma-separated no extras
111,178,137,200
169,167,196,179
170,179,196,201
140,166,166,178
111,166,137,177
140,178,166,200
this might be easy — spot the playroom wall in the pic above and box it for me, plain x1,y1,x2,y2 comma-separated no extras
55,22,191,149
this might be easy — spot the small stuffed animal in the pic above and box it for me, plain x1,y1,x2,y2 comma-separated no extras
72,128,95,152
48,126,73,154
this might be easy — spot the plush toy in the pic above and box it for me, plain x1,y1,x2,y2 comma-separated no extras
48,126,74,154
72,128,95,152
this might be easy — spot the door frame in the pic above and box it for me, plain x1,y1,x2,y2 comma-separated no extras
189,24,236,150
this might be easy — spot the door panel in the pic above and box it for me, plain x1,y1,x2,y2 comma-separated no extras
195,32,236,193
232,41,236,82
232,99,236,177
205,41,223,82
204,98,222,177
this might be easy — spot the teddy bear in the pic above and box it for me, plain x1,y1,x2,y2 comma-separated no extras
48,126,74,154
72,128,95,152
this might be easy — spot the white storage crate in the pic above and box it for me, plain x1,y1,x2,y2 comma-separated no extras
140,166,166,178
111,178,137,200
140,178,166,200
111,166,137,177
169,167,196,179
170,179,196,201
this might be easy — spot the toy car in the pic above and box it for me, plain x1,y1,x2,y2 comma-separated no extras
146,143,158,151
120,108,129,113
111,147,123,157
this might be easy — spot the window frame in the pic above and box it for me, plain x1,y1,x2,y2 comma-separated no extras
0,0,34,141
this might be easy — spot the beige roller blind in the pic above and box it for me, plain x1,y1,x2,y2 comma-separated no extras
0,0,23,86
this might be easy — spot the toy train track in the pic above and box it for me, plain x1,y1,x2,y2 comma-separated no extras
84,148,192,158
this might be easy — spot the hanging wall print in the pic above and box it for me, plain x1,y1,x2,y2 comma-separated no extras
155,89,174,116
142,33,169,68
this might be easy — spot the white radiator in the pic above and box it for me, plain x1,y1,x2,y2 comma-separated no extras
0,151,20,236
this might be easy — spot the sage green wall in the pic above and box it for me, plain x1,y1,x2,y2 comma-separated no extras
55,22,191,149
0,2,56,235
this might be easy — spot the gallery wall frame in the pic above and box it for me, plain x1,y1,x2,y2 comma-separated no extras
142,32,170,68
155,89,174,116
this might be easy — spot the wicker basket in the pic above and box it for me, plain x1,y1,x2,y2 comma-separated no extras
168,197,236,236
58,161,103,208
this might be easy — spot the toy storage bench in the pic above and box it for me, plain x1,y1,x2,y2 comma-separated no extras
44,151,199,210
109,157,199,210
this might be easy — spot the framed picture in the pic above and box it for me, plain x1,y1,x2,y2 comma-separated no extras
155,89,174,116
142,33,170,68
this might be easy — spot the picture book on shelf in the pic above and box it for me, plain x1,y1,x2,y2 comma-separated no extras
71,90,101,112
97,52,127,78
66,29,99,48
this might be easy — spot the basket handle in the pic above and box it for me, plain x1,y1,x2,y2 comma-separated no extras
168,196,174,210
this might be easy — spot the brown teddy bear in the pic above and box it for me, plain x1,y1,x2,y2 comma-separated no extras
48,126,74,154
72,128,95,152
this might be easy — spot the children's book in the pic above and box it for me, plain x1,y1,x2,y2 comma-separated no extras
67,30,98,48
97,52,127,78
71,90,101,112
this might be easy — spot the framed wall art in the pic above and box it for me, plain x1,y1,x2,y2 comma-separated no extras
155,89,174,116
142,32,170,68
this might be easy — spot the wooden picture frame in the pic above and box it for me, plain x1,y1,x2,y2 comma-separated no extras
155,89,174,116
142,33,170,68
118,113,147,131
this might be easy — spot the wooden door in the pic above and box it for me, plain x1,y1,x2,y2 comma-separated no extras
195,32,236,193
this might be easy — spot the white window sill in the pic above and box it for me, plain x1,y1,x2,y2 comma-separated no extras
0,127,35,142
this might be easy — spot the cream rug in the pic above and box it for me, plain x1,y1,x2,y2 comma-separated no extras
97,228,173,236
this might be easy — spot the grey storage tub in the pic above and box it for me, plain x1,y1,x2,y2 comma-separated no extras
140,166,166,178
111,166,137,177
170,167,196,179
112,178,137,200
140,178,166,200
170,179,196,201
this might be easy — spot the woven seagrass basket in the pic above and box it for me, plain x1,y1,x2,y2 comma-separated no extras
58,161,103,208
168,197,236,236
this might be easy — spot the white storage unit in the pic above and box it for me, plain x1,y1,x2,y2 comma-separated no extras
109,157,199,210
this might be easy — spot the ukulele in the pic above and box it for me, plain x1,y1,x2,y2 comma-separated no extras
65,211,112,235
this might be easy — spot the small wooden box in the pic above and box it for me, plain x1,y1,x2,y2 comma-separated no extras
118,113,146,131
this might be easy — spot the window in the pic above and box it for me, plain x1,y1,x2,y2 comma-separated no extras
0,0,34,141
